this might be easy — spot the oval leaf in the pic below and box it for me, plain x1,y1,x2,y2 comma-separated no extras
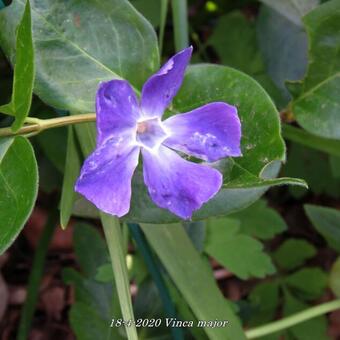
0,136,38,254
0,0,159,112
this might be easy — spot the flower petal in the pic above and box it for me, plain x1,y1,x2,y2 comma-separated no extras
142,145,222,219
75,140,140,217
163,102,242,162
140,46,193,118
96,80,140,146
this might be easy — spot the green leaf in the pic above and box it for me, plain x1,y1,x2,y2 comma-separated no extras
285,268,328,301
73,223,109,277
283,290,329,340
330,156,340,178
60,126,82,229
284,143,340,199
208,11,264,75
101,214,138,340
141,223,247,340
63,223,122,340
0,136,38,254
204,218,276,279
229,199,287,240
273,239,317,270
0,0,34,132
208,11,283,106
282,124,340,158
258,0,319,26
256,5,308,104
0,0,159,112
130,0,161,27
330,257,340,298
248,281,280,326
290,0,340,140
304,204,340,253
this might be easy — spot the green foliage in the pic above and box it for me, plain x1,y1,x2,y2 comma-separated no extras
284,268,328,300
0,136,38,254
208,10,283,105
63,223,122,340
290,0,340,140
60,126,82,229
0,0,34,131
228,199,287,240
284,143,340,198
330,257,340,298
0,0,159,112
248,281,280,326
283,290,329,340
256,4,308,104
248,233,329,338
204,217,275,279
258,0,319,26
141,223,246,340
273,239,317,270
305,204,340,253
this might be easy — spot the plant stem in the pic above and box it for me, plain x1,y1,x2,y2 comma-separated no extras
128,223,184,340
101,213,138,340
282,124,340,157
171,0,189,51
245,299,340,339
159,0,168,55
17,209,58,340
0,113,96,138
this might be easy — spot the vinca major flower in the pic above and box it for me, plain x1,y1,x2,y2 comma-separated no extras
75,47,242,219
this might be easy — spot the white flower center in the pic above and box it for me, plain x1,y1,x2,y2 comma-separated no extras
136,117,168,150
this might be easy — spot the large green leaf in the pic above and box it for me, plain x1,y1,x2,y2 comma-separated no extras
290,0,340,140
0,0,159,112
0,136,38,254
258,0,319,26
207,10,283,106
304,204,340,253
0,0,34,131
256,5,308,104
141,223,246,340
204,218,276,279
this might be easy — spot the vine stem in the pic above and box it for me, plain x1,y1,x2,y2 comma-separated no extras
100,213,138,340
245,299,340,339
0,113,96,137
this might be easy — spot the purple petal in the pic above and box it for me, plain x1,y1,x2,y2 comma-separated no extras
163,102,242,161
75,140,140,217
140,47,193,118
96,80,140,146
142,145,222,219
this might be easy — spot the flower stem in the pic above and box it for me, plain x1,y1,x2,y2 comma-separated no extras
172,0,189,51
245,299,340,339
159,0,169,55
0,113,96,138
101,213,138,340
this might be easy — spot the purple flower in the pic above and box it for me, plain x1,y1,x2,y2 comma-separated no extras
75,47,242,219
